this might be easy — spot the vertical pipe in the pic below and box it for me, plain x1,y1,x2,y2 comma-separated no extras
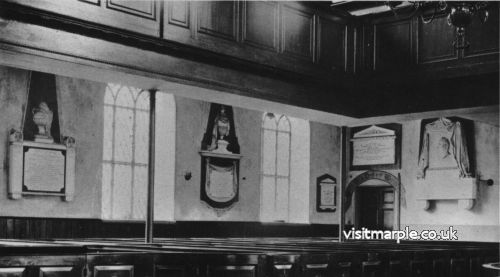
397,173,401,230
338,126,347,242
145,90,156,243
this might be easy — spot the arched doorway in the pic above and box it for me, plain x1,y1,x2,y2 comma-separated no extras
345,170,400,231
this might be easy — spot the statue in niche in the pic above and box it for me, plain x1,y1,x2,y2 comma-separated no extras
32,101,54,142
209,107,232,153
201,104,240,154
199,103,241,211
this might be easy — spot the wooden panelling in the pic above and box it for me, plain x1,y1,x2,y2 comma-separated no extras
464,4,500,58
431,258,447,277
362,3,498,77
0,268,26,277
388,260,404,277
6,0,160,36
163,1,192,42
78,0,100,5
302,263,329,277
417,14,458,64
361,261,382,277
450,258,467,277
197,1,238,41
208,265,257,277
39,267,75,277
272,264,293,277
106,0,156,20
281,5,315,61
409,260,430,277
168,1,190,28
3,0,498,117
155,265,187,277
356,24,372,72
94,265,134,277
468,257,482,275
5,0,351,78
242,1,278,51
0,218,340,239
334,261,352,277
317,17,345,71
374,20,412,71
0,239,499,277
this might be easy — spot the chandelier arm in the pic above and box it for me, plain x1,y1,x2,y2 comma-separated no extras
420,5,438,24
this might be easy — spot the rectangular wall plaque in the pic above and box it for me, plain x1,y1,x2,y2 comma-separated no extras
352,136,395,166
24,147,66,192
319,182,336,208
9,134,75,201
316,174,337,212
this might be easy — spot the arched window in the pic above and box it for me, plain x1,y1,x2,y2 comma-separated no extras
261,113,310,223
102,84,175,221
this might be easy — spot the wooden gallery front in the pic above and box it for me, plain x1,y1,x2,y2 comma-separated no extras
0,1,498,276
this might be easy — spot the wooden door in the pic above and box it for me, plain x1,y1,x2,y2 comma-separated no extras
356,186,394,231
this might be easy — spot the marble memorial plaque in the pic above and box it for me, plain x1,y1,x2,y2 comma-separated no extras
352,137,396,165
352,136,396,166
207,167,235,201
319,182,335,208
24,147,65,192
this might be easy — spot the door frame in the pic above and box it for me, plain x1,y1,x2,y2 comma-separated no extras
345,170,401,231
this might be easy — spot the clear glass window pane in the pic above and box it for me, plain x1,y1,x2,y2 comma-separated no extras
261,176,276,221
112,164,133,220
114,107,134,162
104,86,117,105
135,90,150,110
115,86,135,107
102,106,114,161
277,116,291,132
102,84,152,221
263,113,277,130
101,163,112,219
134,110,150,164
276,132,290,176
130,87,141,102
262,129,277,175
276,177,289,221
132,165,148,220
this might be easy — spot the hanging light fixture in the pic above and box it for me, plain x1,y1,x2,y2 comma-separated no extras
332,1,490,49
399,1,489,49
445,2,489,49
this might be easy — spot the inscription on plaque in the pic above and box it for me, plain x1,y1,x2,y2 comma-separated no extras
316,174,337,212
352,137,395,166
24,147,65,192
350,125,399,168
319,182,335,208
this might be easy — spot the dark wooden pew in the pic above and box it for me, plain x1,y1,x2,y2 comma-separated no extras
0,238,497,277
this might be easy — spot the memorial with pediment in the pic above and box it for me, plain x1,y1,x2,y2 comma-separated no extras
350,124,402,170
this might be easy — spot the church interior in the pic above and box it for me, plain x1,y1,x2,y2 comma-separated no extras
0,1,498,276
